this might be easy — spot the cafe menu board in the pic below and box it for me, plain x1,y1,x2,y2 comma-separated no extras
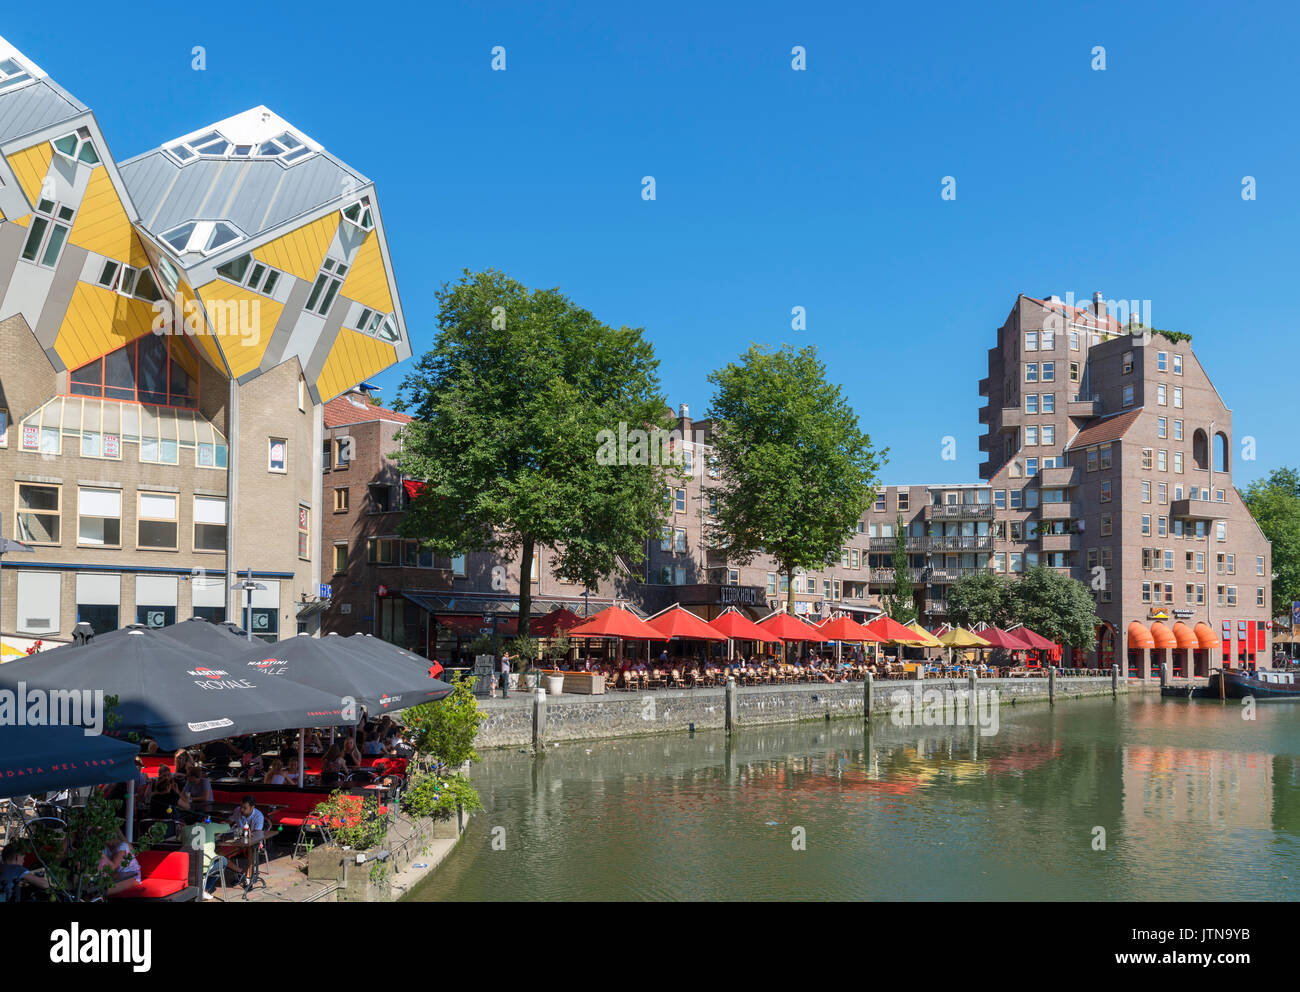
473,654,496,695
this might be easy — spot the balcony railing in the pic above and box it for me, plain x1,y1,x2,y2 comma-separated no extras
926,504,996,520
1170,498,1225,521
1038,501,1080,520
1067,393,1102,415
925,535,994,551
1039,465,1082,488
924,599,949,614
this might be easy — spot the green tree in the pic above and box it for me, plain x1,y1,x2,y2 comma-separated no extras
883,512,916,623
404,673,487,770
946,571,1013,629
396,269,674,642
1242,467,1300,617
1008,565,1100,647
706,344,882,616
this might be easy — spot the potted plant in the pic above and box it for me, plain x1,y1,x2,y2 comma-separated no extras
506,635,542,690
305,790,389,891
401,771,484,838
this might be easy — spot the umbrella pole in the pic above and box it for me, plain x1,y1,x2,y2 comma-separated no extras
299,729,305,791
124,782,135,843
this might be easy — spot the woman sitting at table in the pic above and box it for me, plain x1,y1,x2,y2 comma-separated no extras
98,831,142,896
342,737,363,768
284,757,304,786
320,746,347,786
173,748,194,779
262,759,293,786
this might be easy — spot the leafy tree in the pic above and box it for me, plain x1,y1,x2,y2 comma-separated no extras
1008,565,1100,647
946,571,1014,629
706,344,882,614
404,673,487,770
1242,467,1300,616
396,269,674,641
883,512,916,623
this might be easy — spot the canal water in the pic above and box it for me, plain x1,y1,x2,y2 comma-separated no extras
407,695,1300,900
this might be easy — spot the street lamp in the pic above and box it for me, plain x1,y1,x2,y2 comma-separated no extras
230,568,268,642
0,537,34,658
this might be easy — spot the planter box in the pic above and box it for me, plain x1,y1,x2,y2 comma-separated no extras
560,671,604,695
429,805,465,840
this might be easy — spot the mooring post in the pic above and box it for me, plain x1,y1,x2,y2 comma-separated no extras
1111,663,1119,697
532,687,547,751
1160,661,1168,689
864,671,874,720
725,676,737,735
1048,665,1056,705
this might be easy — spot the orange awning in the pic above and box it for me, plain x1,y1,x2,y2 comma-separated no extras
1127,621,1155,650
1149,621,1177,650
1170,621,1198,650
1193,622,1220,649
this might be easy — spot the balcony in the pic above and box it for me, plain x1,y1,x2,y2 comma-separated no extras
926,566,984,583
1171,498,1225,520
978,404,990,424
978,377,990,397
1039,465,1081,488
868,537,928,552
1039,531,1081,553
924,599,949,615
1039,501,1080,520
1067,394,1103,416
926,535,994,552
925,503,996,521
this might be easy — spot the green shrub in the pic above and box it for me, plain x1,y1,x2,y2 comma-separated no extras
401,772,484,822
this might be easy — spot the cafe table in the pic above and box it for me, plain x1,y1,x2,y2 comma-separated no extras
218,828,278,898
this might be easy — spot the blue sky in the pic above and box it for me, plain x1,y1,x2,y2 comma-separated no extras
11,2,1298,487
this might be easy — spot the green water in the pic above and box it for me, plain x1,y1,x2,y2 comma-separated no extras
408,695,1300,900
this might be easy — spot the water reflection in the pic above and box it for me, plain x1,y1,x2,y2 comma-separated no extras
409,696,1300,901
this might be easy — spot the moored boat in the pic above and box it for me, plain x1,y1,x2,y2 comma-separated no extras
1208,668,1300,700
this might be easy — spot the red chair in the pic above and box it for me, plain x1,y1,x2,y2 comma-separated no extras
110,850,193,900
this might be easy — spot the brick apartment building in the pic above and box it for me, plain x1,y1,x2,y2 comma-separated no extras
322,292,1274,677
0,36,409,652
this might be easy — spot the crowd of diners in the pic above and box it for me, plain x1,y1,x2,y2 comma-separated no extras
2,712,414,902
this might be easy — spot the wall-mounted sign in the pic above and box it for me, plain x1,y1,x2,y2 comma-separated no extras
719,585,760,605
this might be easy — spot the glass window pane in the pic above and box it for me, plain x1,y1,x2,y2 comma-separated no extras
41,224,69,266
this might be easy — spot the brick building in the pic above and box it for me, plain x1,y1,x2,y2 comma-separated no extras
0,36,409,652
324,292,1273,676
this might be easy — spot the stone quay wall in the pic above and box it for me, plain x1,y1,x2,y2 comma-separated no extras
475,676,1126,749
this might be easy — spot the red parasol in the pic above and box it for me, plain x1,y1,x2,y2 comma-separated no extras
566,605,658,640
709,609,782,644
645,605,728,642
757,612,829,642
817,616,887,643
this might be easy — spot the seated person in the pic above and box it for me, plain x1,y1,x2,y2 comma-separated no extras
319,746,346,786
284,757,303,786
225,797,266,887
98,831,142,896
146,767,189,826
342,738,363,769
0,843,50,899
362,731,384,756
183,765,213,804
262,759,293,786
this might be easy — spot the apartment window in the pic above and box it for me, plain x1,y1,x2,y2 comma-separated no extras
1100,514,1112,536
1041,393,1055,413
1141,448,1153,470
1158,516,1167,538
707,494,719,517
673,528,687,553
77,487,121,547
403,541,435,569
1258,587,1266,607
1156,384,1166,406
1216,489,1226,503
1025,331,1038,351
21,198,76,269
897,491,909,511
1227,586,1237,607
992,552,1005,572
1070,330,1079,351
1258,556,1266,576
1041,424,1055,446
305,257,349,316
1173,387,1182,408
1042,329,1054,350
1217,585,1225,606
216,253,285,296
368,484,393,514
1226,553,1235,574
673,488,686,513
851,548,861,569
16,483,61,545
184,495,224,552
1141,515,1151,536
1100,444,1112,470
0,407,7,447
1173,355,1183,374
1024,363,1038,382
1009,553,1023,573
1156,417,1167,439
1123,385,1134,408
1100,481,1112,502
1086,448,1098,472
1173,420,1183,441
1025,426,1038,446
728,569,739,585
993,490,1006,509
322,439,333,471
269,438,287,473
136,575,178,629
1143,549,1154,570
1164,550,1174,571
1216,521,1227,542
76,573,119,635
335,438,351,467
1173,452,1182,474
1157,450,1167,472
1142,581,1151,603
767,573,777,595
1157,351,1168,372
874,494,886,511
196,441,228,469
367,538,399,564
1141,480,1151,503
1041,362,1054,382
1121,351,1134,374
326,486,347,515
136,493,178,550
452,554,467,577
1025,394,1038,414
1009,489,1022,510
333,543,348,574
241,579,280,643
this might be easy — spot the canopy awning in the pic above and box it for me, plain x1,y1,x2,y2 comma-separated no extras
978,627,1032,651
1150,621,1177,650
568,605,660,640
1170,621,1199,650
865,615,926,644
816,615,884,643
0,726,142,800
645,604,727,641
1193,621,1220,649
937,627,991,648
904,621,943,648
757,611,829,642
1127,621,1155,650
1012,626,1057,651
709,608,782,644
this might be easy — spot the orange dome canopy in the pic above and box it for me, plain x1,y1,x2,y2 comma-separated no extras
1150,621,1177,650
1127,621,1155,650
1193,622,1220,649
1170,622,1198,649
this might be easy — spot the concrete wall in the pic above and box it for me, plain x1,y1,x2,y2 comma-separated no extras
476,676,1124,749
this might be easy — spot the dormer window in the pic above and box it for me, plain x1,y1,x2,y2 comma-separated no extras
216,253,283,296
51,127,100,166
160,220,245,256
354,307,398,342
341,198,374,232
95,260,163,302
0,57,33,91
165,128,314,166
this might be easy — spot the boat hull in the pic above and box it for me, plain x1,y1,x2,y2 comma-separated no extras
1210,670,1300,700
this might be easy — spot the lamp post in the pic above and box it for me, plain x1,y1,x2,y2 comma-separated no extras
0,537,35,658
231,569,268,642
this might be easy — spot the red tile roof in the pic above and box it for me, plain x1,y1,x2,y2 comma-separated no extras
323,391,413,428
1064,408,1143,450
